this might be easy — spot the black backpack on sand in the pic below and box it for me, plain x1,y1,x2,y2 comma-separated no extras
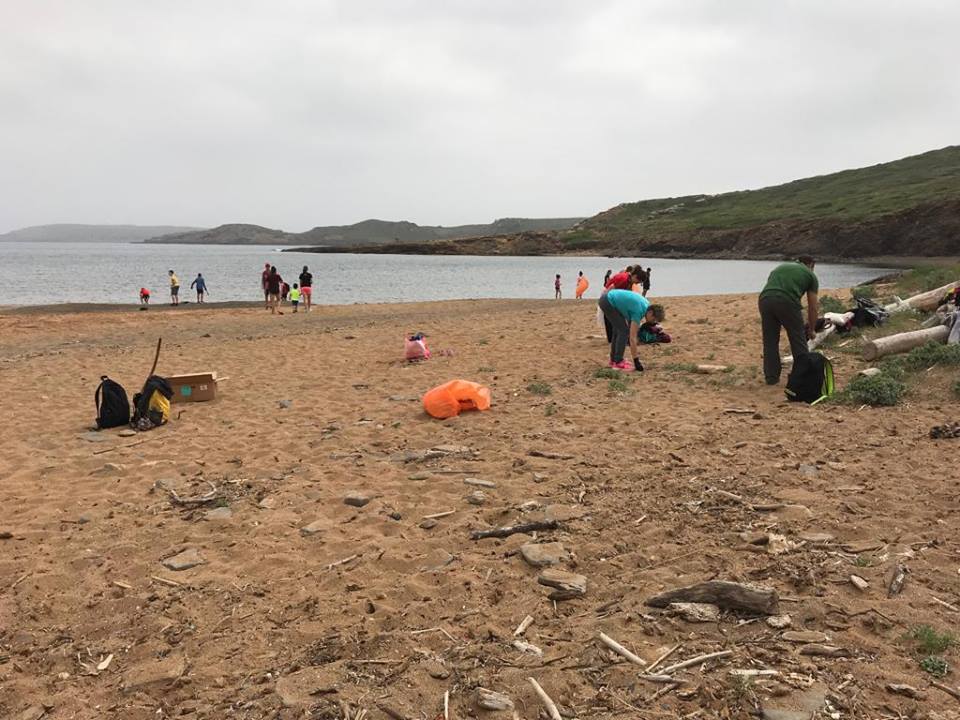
95,376,130,429
785,352,835,405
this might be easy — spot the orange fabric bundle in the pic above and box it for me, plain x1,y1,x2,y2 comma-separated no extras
576,277,589,298
422,379,492,419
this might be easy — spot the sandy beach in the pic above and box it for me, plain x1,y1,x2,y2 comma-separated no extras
2,293,959,719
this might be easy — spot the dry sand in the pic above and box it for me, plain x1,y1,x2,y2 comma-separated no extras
1,294,959,719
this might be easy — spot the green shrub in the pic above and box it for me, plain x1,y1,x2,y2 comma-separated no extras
544,402,557,417
663,362,698,373
851,285,877,300
920,656,949,678
593,367,621,380
910,625,955,655
608,379,630,393
954,379,960,399
527,382,553,396
900,341,960,371
896,263,960,296
841,373,905,406
820,295,847,314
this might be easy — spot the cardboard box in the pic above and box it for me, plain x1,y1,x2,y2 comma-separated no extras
167,372,220,403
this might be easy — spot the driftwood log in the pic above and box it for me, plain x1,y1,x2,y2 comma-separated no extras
782,324,836,364
646,580,779,615
885,280,960,314
862,325,949,361
470,520,558,540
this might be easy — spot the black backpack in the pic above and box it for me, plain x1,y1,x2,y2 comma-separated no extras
785,352,835,405
95,376,130,429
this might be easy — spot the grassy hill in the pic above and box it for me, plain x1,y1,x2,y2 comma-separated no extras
0,224,204,243
562,146,960,258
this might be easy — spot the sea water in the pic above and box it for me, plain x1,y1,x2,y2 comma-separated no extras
0,241,892,306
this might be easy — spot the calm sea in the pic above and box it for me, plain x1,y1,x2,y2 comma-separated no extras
0,241,892,306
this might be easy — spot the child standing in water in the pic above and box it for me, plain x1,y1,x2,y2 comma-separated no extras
190,273,208,303
289,283,301,313
555,274,562,299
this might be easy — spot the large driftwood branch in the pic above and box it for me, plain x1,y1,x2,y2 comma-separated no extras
782,324,836,364
645,580,779,615
862,325,949,361
885,280,960,314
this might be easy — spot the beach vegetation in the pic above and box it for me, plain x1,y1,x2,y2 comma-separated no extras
607,378,630,394
920,655,949,678
895,262,960,296
819,295,846,314
837,372,905,407
909,625,955,655
851,284,876,301
527,381,553,396
593,367,621,380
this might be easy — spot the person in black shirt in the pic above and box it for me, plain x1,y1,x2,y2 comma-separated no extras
299,265,314,312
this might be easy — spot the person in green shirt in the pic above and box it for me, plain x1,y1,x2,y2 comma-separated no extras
759,256,819,385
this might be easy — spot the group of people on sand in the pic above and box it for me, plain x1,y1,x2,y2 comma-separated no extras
260,263,314,315
139,270,208,306
555,266,652,300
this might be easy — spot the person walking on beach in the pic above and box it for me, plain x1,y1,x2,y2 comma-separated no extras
603,269,612,287
266,266,283,314
599,288,664,372
555,274,562,300
759,256,820,385
261,262,271,309
642,267,652,296
289,283,301,313
168,270,180,306
575,271,589,299
299,265,313,312
190,273,208,303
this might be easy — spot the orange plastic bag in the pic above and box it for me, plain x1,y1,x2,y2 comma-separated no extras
576,277,589,298
422,379,492,419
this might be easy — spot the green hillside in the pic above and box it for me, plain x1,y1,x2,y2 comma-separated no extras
571,145,960,243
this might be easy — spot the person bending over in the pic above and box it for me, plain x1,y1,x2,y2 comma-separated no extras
190,273,208,303
599,288,665,372
758,256,819,385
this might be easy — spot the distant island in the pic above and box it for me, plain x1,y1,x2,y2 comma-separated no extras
0,224,205,243
289,145,960,261
142,217,585,247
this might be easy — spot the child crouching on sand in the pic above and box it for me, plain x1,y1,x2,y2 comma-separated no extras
290,283,301,312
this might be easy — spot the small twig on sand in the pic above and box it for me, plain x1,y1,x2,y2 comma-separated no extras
528,677,563,720
645,643,681,673
659,650,733,675
151,575,182,587
598,632,646,666
422,509,456,520
471,520,558,541
159,479,220,506
443,690,449,720
514,615,534,636
327,554,361,571
93,437,156,455
646,682,681,703
410,627,457,643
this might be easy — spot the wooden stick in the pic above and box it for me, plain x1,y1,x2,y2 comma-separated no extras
527,678,562,720
645,643,681,673
659,650,733,675
931,681,960,702
514,615,534,636
470,520,558,541
151,575,182,587
885,280,960,313
326,554,360,570
598,632,646,666
422,509,456,520
931,595,960,613
863,325,949,361
92,436,156,455
443,690,449,720
410,626,457,642
148,337,162,377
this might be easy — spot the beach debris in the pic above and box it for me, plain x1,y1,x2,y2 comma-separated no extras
512,639,543,656
257,496,277,509
161,548,205,571
887,562,909,597
646,580,779,615
423,509,456,520
463,477,496,488
419,518,438,530
666,602,721,623
766,615,792,629
931,681,960,701
513,615,534,636
470,519,558,540
343,492,372,508
150,575,182,587
659,649,733,675
798,644,848,657
694,364,731,374
850,575,869,591
155,479,220,507
465,490,487,505
528,449,574,460
598,631,647,666
204,506,232,521
766,533,799,555
798,464,818,477
477,687,514,711
782,631,830,644
519,542,569,568
278,399,292,409
327,553,360,571
863,324,949,361
527,678,563,720
0,530,12,540
930,422,960,439
537,569,587,600
96,654,114,672
799,532,834,545
886,683,924,699
300,520,324,536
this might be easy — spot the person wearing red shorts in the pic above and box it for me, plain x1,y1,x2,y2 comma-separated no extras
299,265,313,312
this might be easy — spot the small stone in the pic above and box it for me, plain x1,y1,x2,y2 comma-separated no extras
419,518,438,530
344,492,371,508
798,464,818,478
477,687,514,711
124,654,187,690
425,661,449,679
80,431,110,443
799,532,834,545
77,514,91,525
205,506,232,521
767,534,797,555
57,672,70,680
465,490,488,506
537,569,587,600
161,548,205,571
387,511,401,521
666,602,721,623
782,630,830,644
0,531,12,539
463,478,496,488
92,462,125,475
532,472,547,483
519,542,569,568
518,500,542,512
408,473,431,481
849,575,869,591
766,615,793,629
300,520,324,536
278,399,292,409
257,497,277,509
118,429,137,437
886,683,923,699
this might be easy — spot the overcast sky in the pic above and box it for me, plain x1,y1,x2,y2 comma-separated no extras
0,0,957,233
